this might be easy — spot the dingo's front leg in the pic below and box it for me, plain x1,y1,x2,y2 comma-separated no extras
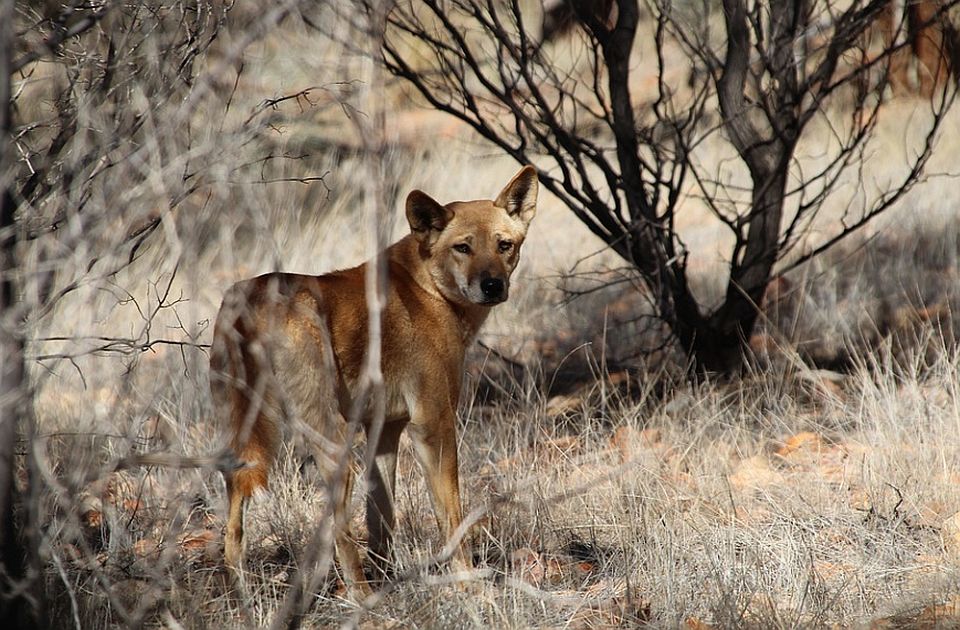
407,417,471,573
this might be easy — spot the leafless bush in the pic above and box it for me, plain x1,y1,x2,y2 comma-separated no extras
379,0,959,373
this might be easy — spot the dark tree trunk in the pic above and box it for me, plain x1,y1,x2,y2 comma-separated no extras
0,0,44,624
693,168,790,374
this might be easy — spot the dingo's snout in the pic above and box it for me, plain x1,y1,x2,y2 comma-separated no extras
479,275,506,303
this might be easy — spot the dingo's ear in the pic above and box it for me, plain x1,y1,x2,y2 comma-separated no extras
495,165,538,228
406,190,453,244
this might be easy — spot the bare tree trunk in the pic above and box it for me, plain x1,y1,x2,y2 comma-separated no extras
672,0,799,373
684,168,790,373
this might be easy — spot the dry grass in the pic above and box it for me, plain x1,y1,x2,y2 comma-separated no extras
40,331,960,628
16,4,960,629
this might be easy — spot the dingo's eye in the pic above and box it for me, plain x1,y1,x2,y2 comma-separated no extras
453,243,471,254
498,240,514,253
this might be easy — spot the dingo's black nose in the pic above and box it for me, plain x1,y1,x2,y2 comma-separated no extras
481,277,505,299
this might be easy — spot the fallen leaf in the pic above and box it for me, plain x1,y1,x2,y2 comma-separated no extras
776,431,823,458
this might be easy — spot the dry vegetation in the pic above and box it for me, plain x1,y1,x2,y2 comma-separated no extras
13,2,960,628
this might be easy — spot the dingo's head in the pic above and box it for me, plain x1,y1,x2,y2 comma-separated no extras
406,166,538,306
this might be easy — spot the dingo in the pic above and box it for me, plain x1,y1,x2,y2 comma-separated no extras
210,166,538,596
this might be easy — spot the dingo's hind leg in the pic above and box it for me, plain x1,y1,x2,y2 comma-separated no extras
366,419,407,582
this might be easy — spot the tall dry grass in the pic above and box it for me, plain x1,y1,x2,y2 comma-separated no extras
13,2,960,628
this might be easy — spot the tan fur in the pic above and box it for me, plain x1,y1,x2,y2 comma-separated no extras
209,166,538,597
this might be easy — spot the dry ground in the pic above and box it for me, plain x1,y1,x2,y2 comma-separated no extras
19,6,960,629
